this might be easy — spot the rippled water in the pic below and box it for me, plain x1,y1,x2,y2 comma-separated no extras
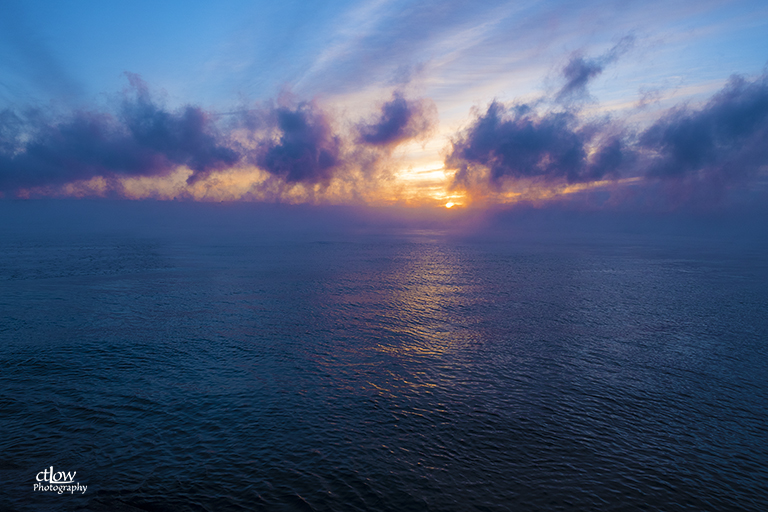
2,226,767,511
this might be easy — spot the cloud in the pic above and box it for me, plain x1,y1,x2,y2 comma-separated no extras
0,74,442,198
292,0,514,95
447,65,768,209
2,61,767,211
640,73,768,186
443,41,638,199
0,75,238,191
233,92,438,190
557,56,604,103
556,36,634,103
121,74,239,182
251,101,342,184
447,101,628,189
358,92,436,147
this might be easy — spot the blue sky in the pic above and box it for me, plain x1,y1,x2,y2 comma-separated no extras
1,0,767,208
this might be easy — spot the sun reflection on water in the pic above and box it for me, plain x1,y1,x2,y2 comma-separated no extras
372,240,474,361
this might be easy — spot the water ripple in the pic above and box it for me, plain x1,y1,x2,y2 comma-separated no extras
2,234,767,510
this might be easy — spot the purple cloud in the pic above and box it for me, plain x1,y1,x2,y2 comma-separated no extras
448,67,768,209
251,102,342,184
640,73,768,185
447,101,628,186
358,92,436,147
0,75,238,191
0,80,440,195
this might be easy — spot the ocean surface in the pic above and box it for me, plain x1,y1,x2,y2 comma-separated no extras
2,206,768,511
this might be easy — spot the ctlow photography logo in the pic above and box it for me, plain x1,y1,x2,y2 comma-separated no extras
33,466,87,495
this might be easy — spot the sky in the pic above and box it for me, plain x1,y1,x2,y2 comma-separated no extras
1,0,767,211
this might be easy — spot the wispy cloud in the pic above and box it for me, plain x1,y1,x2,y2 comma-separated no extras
0,0,83,103
556,36,635,103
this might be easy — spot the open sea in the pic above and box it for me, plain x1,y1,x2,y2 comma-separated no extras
2,203,767,511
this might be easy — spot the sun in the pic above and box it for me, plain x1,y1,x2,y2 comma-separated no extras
445,202,455,208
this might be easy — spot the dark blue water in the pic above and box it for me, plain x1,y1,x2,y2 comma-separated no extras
2,218,768,511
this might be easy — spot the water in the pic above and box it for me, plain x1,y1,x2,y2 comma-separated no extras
2,219,768,511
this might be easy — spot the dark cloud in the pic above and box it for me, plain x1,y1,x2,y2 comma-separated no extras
3,58,766,211
0,78,417,195
556,36,634,103
251,102,342,184
121,74,239,183
0,75,238,191
448,68,768,209
358,93,436,147
588,138,626,181
640,73,768,184
447,101,628,187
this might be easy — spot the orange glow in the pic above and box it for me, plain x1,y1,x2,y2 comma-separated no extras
15,154,642,209
445,169,644,208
